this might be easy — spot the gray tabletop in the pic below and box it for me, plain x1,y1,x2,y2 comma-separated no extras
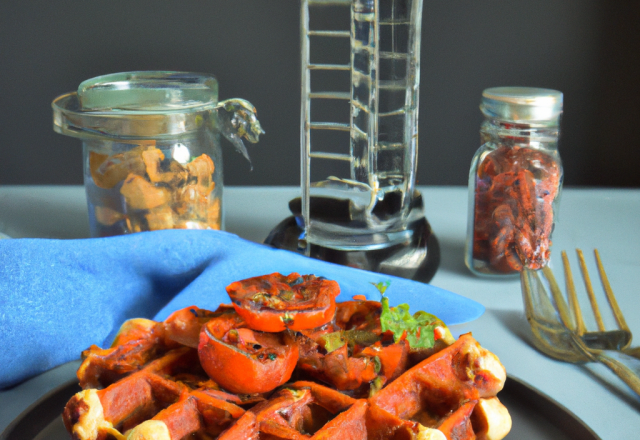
1,185,639,438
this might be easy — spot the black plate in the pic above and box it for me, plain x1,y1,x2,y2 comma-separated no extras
1,375,599,440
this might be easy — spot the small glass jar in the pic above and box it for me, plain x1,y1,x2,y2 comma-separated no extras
465,87,564,277
52,71,262,237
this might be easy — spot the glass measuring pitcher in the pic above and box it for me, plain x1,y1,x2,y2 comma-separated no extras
267,0,438,283
52,71,262,237
300,0,425,250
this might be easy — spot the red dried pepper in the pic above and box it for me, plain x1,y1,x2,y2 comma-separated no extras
472,144,560,273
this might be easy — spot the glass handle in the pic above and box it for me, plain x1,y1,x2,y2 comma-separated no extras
215,99,265,169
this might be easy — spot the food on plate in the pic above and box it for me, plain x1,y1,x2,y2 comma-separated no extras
226,272,340,332
199,322,299,394
64,272,511,440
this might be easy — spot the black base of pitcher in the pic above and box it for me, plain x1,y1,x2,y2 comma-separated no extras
264,192,440,284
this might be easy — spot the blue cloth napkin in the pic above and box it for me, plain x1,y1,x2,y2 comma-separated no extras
0,229,483,389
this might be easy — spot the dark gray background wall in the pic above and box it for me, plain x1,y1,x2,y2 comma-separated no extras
1,1,638,187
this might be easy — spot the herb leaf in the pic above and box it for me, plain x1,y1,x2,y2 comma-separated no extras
319,330,380,353
371,281,391,295
380,297,448,349
319,332,347,353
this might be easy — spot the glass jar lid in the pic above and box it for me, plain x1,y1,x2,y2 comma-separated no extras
52,71,219,139
480,87,563,123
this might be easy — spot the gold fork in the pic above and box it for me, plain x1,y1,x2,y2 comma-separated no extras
557,249,636,356
521,249,640,396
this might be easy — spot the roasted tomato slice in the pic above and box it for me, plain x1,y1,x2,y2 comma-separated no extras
198,321,299,394
226,272,340,332
163,304,243,348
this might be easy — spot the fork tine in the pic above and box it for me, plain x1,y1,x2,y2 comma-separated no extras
594,249,630,333
522,269,560,323
541,265,573,329
521,270,535,319
576,249,606,331
561,251,586,335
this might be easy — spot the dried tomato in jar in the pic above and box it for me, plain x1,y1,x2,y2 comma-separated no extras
465,87,563,276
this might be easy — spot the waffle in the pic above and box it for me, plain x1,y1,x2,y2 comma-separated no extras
64,298,511,440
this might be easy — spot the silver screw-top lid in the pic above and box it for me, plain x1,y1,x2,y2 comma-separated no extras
480,87,563,123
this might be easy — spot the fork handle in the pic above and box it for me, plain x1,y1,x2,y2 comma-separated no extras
623,347,640,360
592,350,640,397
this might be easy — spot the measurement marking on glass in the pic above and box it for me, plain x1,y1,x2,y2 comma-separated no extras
378,141,406,150
308,152,353,161
308,122,350,131
379,51,409,60
307,0,351,5
308,30,350,38
307,63,351,71
308,92,351,100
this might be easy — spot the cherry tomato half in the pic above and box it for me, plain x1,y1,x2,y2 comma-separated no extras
226,272,340,332
198,321,299,394
163,304,242,348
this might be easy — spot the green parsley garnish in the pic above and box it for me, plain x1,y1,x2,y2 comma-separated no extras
380,297,448,350
371,281,391,295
